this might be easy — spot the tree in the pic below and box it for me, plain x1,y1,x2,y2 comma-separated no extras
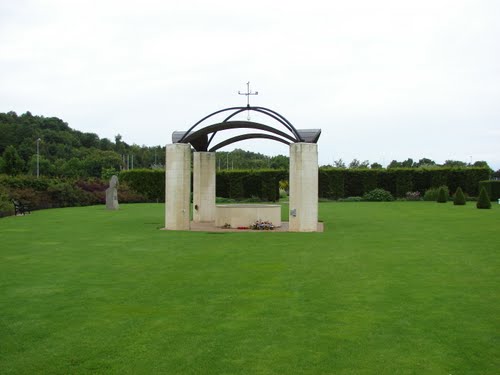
370,162,383,169
333,159,346,168
270,155,289,170
359,160,370,169
476,186,491,209
28,155,53,176
416,158,436,167
79,132,100,149
387,160,402,169
60,157,85,178
437,186,448,203
453,187,466,205
2,145,25,175
349,159,360,169
443,160,467,168
82,150,122,178
99,138,114,151
401,158,415,168
472,161,491,170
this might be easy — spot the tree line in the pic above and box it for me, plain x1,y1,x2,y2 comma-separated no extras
323,157,492,170
1,111,497,179
0,111,164,178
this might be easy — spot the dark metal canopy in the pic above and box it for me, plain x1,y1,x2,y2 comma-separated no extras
173,106,321,151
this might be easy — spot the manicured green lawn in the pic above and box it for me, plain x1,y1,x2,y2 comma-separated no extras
1,202,499,374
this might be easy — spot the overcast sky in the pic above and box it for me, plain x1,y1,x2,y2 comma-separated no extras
1,0,499,169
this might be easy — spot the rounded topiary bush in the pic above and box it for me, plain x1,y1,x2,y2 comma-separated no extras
453,187,466,205
476,186,491,209
362,188,394,202
437,186,448,203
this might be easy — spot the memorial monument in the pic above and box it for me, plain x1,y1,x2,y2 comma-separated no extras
165,83,321,232
106,175,119,210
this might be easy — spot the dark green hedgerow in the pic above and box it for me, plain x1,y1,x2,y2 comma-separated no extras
119,167,489,201
318,168,489,199
120,169,165,202
478,180,500,201
453,187,466,206
216,170,288,202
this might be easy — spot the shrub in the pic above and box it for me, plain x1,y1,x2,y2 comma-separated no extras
362,188,394,202
478,180,500,201
424,186,449,201
437,186,448,203
476,187,491,209
453,187,466,205
0,185,13,217
405,191,421,201
423,187,439,201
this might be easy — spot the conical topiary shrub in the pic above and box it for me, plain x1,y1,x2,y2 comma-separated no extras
453,187,466,206
476,186,491,209
437,186,448,203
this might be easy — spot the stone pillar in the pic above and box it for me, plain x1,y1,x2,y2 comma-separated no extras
193,152,216,222
289,143,318,232
165,143,191,230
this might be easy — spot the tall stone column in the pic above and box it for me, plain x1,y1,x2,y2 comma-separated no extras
289,143,319,232
193,152,216,222
165,143,191,230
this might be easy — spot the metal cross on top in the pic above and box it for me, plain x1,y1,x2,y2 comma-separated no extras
238,81,258,120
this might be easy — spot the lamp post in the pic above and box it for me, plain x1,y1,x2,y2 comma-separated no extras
36,138,41,178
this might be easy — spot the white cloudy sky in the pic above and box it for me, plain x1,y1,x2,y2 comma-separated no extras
1,0,499,168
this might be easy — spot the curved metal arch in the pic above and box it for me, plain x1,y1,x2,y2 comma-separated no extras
254,106,303,141
179,106,302,143
222,107,302,142
182,121,296,151
179,107,242,143
209,133,291,152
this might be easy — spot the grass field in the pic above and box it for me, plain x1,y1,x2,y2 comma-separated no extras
1,202,499,374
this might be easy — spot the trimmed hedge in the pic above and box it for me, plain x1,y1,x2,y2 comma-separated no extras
477,187,492,209
437,187,448,203
120,169,165,202
216,170,288,202
119,169,289,202
117,167,490,202
318,167,489,199
453,187,466,205
478,180,500,201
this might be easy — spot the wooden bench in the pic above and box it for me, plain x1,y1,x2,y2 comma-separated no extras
12,199,31,216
